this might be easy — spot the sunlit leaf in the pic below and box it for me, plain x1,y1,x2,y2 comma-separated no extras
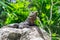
30,7,37,11
46,4,50,10
47,20,54,25
52,33,57,37
41,13,46,17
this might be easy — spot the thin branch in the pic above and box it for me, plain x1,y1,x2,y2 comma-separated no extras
46,25,52,40
37,17,44,28
49,0,53,40
53,1,60,6
50,0,53,20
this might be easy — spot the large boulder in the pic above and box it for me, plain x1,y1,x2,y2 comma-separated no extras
0,26,51,40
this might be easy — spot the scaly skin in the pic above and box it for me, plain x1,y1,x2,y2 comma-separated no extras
18,11,38,28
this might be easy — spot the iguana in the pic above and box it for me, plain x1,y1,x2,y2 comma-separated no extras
18,11,38,29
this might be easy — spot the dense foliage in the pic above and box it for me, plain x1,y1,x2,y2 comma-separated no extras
0,0,60,40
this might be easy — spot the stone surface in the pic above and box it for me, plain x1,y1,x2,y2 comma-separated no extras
0,26,51,40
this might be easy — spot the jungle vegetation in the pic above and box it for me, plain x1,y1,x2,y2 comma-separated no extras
0,0,60,40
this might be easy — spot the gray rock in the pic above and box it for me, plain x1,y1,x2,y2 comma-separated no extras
0,26,51,40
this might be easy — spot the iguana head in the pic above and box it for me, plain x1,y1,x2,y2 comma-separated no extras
26,11,38,25
29,11,38,20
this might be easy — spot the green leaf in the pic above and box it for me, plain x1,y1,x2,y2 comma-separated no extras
46,4,50,10
41,13,46,17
